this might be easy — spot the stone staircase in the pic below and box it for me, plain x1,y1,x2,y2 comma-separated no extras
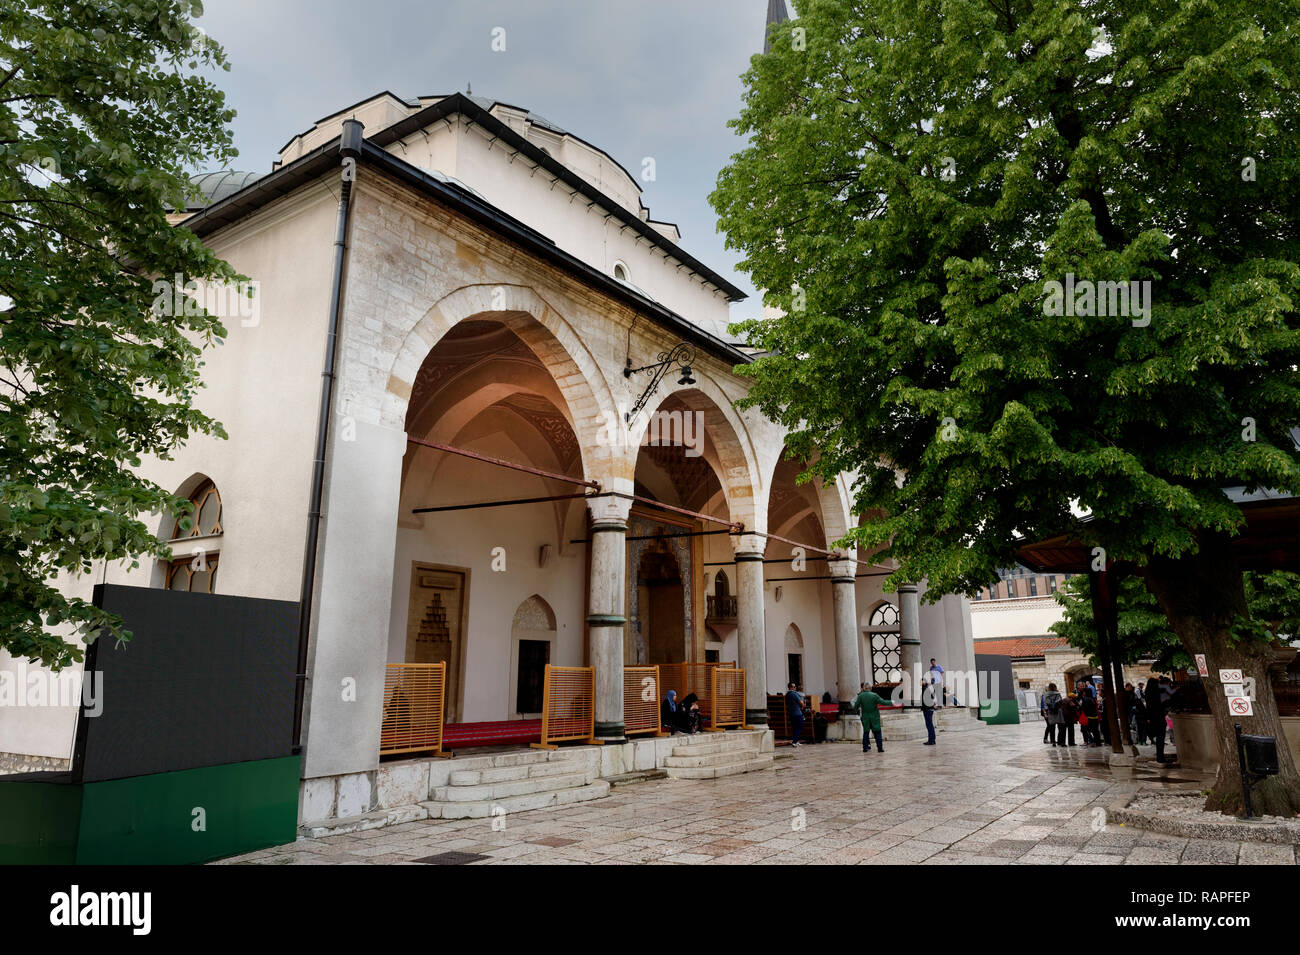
423,749,609,819
663,732,773,780
880,707,990,742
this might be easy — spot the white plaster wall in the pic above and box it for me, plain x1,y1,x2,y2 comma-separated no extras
383,120,735,339
0,187,337,762
387,449,587,723
970,597,1065,639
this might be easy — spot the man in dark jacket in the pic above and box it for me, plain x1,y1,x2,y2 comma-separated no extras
786,683,805,747
921,679,938,745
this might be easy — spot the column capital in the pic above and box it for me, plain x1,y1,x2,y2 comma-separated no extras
828,558,857,582
587,493,632,526
730,532,766,558
898,581,918,594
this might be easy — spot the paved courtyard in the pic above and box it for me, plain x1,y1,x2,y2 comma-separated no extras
225,721,1298,865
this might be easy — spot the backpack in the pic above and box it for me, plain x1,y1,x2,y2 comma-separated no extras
1045,693,1062,716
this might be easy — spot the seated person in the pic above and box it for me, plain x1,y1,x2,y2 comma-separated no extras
681,692,703,734
661,690,682,733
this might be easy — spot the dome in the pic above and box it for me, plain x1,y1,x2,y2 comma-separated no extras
180,169,263,211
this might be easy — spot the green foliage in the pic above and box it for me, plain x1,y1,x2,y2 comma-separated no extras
712,0,1300,599
1049,573,1187,671
1050,570,1300,669
0,1,237,667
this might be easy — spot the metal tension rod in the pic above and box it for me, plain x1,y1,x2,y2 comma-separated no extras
414,492,594,515
407,435,599,490
601,490,742,531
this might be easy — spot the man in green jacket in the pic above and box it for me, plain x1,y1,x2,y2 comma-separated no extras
853,685,887,753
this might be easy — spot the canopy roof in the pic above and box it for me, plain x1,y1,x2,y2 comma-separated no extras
1016,492,1300,574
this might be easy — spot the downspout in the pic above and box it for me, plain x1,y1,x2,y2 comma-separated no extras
292,119,364,755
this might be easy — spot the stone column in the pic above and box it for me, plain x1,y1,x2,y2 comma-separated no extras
734,533,768,725
829,558,862,701
587,495,632,741
898,582,922,709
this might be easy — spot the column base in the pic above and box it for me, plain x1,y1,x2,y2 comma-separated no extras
745,709,769,726
595,722,626,743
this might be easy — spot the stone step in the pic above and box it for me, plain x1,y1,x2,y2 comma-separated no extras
665,754,774,780
422,780,611,819
663,749,759,769
482,750,555,767
449,758,583,787
433,770,589,803
668,740,742,758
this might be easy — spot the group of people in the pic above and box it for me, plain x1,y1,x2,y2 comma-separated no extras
660,689,703,735
664,656,956,751
1039,675,1176,763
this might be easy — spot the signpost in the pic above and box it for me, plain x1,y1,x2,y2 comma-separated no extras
1229,696,1255,717
1219,668,1243,683
1195,654,1208,677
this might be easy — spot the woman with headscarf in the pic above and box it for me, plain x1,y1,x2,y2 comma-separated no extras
661,689,681,734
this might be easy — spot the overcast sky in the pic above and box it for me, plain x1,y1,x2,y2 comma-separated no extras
195,0,784,315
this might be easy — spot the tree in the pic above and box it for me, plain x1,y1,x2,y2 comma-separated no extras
1049,574,1188,674
712,0,1300,814
1,1,238,669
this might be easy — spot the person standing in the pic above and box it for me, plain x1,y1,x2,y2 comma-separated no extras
786,682,805,748
929,658,945,707
1060,694,1079,746
1079,690,1100,746
1040,688,1053,744
1144,676,1170,763
853,685,887,753
1042,683,1064,746
1133,683,1149,745
921,679,938,745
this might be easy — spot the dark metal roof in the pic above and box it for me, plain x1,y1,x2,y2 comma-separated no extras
764,0,790,54
169,170,263,212
178,133,750,370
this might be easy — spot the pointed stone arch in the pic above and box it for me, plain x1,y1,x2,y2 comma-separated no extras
382,283,621,485
630,378,762,533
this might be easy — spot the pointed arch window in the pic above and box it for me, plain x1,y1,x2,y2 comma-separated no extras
164,479,223,593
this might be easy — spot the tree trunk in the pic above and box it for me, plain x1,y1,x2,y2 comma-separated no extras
1145,534,1300,817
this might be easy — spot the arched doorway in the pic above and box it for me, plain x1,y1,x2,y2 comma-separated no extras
510,595,556,717
638,535,686,664
785,623,805,688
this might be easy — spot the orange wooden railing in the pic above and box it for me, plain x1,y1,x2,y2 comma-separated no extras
710,666,748,730
379,662,449,757
657,661,735,724
623,665,667,737
532,664,599,749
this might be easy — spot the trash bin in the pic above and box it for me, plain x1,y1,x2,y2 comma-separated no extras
1242,734,1279,776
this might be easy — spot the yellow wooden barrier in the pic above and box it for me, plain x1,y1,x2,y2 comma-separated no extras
623,665,667,737
379,662,452,757
709,666,750,731
532,664,600,749
657,661,736,725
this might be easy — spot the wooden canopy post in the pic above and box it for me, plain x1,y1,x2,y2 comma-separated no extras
1089,568,1126,756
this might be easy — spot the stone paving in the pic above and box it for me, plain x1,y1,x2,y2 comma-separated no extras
222,720,1299,865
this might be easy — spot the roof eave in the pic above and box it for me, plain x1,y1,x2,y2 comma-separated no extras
177,135,750,370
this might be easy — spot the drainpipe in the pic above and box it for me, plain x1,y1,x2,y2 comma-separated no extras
292,119,364,755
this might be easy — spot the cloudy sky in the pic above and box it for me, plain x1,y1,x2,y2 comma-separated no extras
195,0,785,316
